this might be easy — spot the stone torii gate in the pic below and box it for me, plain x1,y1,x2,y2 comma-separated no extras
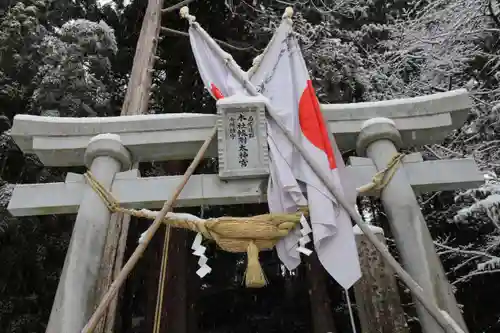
7,89,483,333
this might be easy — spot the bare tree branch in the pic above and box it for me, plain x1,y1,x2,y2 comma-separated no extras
434,241,497,260
452,269,500,285
160,26,257,52
162,0,198,13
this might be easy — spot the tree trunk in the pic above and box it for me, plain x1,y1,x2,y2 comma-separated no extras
162,228,189,333
353,226,409,333
186,238,199,333
305,252,338,333
143,224,165,332
142,160,195,333
116,216,142,333
95,0,165,330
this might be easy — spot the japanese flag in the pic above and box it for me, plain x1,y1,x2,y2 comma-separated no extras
249,18,361,289
188,15,361,289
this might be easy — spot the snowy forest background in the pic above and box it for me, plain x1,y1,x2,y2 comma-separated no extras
1,0,500,332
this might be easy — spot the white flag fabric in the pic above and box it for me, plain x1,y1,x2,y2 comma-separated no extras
248,19,361,289
247,21,308,270
189,24,246,99
188,17,361,289
189,20,308,270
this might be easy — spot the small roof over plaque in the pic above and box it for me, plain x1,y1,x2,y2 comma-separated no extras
216,93,269,107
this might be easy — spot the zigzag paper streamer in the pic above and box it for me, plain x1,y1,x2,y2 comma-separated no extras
296,214,313,256
191,232,212,278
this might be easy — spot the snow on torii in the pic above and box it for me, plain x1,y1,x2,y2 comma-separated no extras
5,6,483,333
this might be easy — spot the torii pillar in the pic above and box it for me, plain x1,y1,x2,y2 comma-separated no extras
46,134,131,333
356,117,468,333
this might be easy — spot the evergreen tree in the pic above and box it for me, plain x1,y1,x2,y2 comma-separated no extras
1,0,500,331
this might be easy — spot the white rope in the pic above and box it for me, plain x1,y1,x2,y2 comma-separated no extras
344,288,358,333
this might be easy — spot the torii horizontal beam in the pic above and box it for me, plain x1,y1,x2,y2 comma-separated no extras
8,153,483,216
10,89,470,167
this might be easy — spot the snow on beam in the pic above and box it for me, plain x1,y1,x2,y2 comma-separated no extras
10,89,472,167
323,89,472,152
349,155,484,196
322,89,470,120
407,159,484,193
11,113,218,166
7,157,483,217
7,173,268,217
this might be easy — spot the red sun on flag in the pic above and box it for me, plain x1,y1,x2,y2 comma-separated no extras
210,83,224,100
298,80,337,170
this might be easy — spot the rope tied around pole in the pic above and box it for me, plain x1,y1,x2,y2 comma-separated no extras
83,171,308,288
356,153,406,194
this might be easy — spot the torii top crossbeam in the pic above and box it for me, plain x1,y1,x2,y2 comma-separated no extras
10,89,470,167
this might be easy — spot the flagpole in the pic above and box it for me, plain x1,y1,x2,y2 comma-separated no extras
180,6,464,333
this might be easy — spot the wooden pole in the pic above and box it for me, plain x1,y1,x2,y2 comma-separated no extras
121,0,164,117
95,0,164,331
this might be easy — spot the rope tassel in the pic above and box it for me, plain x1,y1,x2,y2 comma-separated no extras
245,241,267,288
